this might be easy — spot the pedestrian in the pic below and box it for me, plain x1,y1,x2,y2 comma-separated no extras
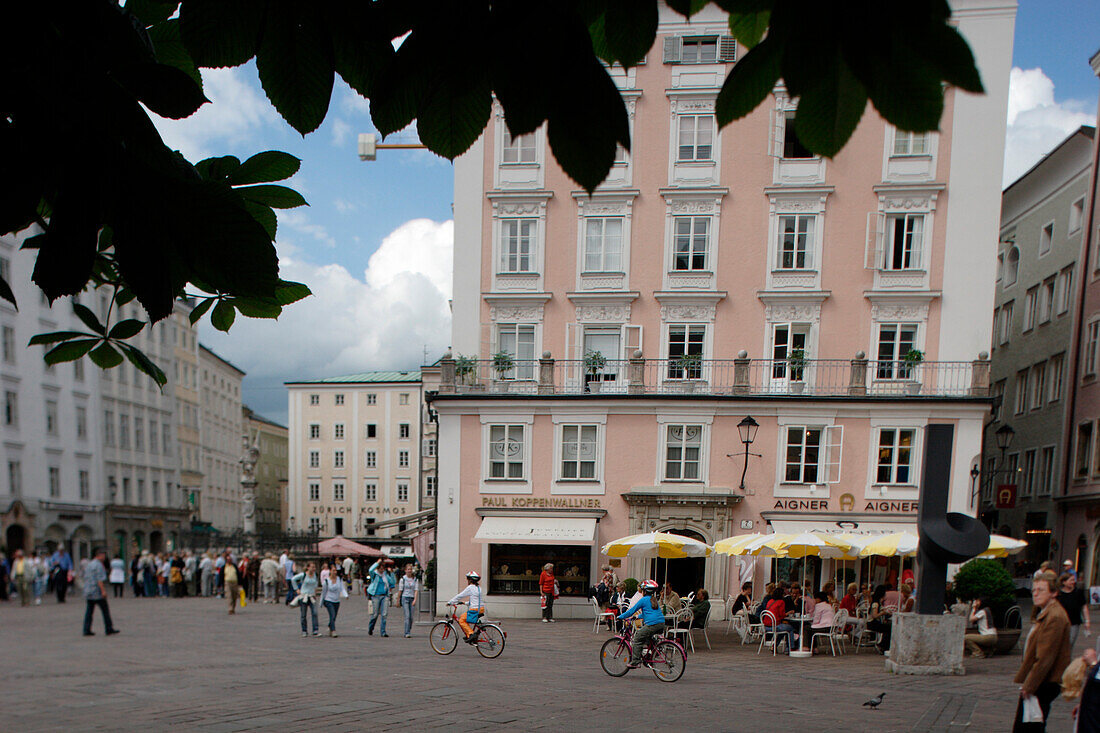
130,553,141,597
199,552,214,597
248,552,261,602
32,552,48,605
170,553,185,598
82,548,120,637
260,553,279,603
539,562,557,623
1033,561,1052,581
222,551,240,615
1013,573,1071,731
1065,647,1100,731
292,563,320,637
51,545,73,603
183,551,196,596
12,549,31,606
1065,560,1079,581
214,551,226,597
366,556,395,637
283,553,296,605
321,566,346,637
109,554,126,598
342,555,354,590
141,552,156,598
1057,572,1091,648
398,563,420,638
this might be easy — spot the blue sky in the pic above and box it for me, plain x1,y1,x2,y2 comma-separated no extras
153,4,1099,426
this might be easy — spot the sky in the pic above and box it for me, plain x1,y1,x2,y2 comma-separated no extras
150,2,1099,427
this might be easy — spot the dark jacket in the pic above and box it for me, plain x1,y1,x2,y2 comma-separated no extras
1014,601,1072,695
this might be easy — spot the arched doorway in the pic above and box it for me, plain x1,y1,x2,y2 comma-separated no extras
5,523,26,553
132,531,145,553
72,526,93,562
650,528,707,596
114,530,128,562
150,530,164,553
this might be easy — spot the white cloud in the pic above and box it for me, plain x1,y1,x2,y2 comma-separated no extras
331,118,352,147
278,209,335,249
199,218,454,386
333,199,356,214
151,67,282,161
1003,67,1096,187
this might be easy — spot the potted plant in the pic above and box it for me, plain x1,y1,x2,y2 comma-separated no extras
903,348,924,394
676,353,702,391
788,348,806,393
492,350,514,391
584,350,607,393
454,354,477,387
951,558,1019,654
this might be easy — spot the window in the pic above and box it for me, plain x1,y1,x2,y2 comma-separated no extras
560,424,598,479
365,482,377,501
365,451,376,468
162,424,171,456
1023,287,1037,331
783,425,843,484
137,479,145,505
781,110,813,159
397,483,409,502
884,214,924,270
309,394,319,406
1,325,14,364
1086,321,1100,376
1039,447,1055,496
45,400,58,436
366,423,377,438
1058,267,1073,315
309,482,320,501
677,115,714,161
681,35,718,63
1014,369,1029,415
399,393,410,405
75,406,87,439
334,450,344,468
584,218,624,272
499,219,536,272
333,482,345,502
399,423,410,439
1070,197,1085,233
664,424,703,480
0,257,9,285
991,379,1006,421
875,324,917,379
425,476,437,497
776,215,815,270
309,451,320,469
73,358,83,382
771,324,808,381
488,544,590,596
367,393,377,405
672,216,709,270
1039,222,1054,256
876,428,916,484
48,466,60,497
1029,362,1046,411
1040,278,1055,324
999,301,1014,345
501,131,536,164
425,438,437,457
149,421,158,453
79,470,89,500
488,425,525,479
893,130,930,156
134,418,144,451
1075,422,1092,478
8,461,21,496
398,450,409,468
103,410,114,445
1049,354,1064,402
334,394,344,405
309,424,320,439
497,324,536,379
667,324,705,379
309,517,322,533
119,415,130,449
1019,448,1037,497
334,423,344,440
1004,247,1020,286
1006,452,1020,486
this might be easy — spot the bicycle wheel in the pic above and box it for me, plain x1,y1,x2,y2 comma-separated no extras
650,640,686,682
599,637,632,677
474,624,506,658
429,621,458,655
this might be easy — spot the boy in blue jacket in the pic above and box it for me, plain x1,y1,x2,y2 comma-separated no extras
619,579,666,668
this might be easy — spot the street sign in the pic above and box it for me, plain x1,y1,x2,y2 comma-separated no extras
995,484,1017,509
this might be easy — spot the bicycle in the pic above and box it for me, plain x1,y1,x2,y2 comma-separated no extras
599,622,687,682
429,602,507,659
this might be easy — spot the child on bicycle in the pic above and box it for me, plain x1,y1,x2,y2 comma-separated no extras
617,579,665,669
446,570,485,644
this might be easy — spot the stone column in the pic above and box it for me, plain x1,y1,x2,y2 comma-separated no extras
439,351,456,394
538,352,555,395
732,350,750,394
848,351,868,396
970,351,990,397
628,350,645,395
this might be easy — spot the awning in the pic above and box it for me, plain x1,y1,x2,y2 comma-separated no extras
473,516,597,545
768,519,916,537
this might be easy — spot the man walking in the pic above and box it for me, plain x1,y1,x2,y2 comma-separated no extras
51,545,73,603
366,557,395,637
222,550,240,615
283,553,296,605
12,549,31,606
83,548,119,636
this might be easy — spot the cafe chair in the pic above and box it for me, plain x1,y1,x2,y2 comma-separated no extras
666,607,694,651
590,597,616,633
758,610,789,656
688,603,712,651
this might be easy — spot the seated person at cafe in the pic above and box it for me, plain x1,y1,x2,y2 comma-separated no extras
801,587,816,616
840,583,859,615
899,582,915,613
731,582,753,615
821,581,837,604
688,589,710,629
883,583,902,609
659,582,682,615
763,587,799,650
866,585,894,653
809,590,836,652
786,584,803,613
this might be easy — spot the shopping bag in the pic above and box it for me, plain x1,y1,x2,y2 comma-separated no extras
340,585,349,599
540,594,547,610
239,588,247,607
1021,695,1043,724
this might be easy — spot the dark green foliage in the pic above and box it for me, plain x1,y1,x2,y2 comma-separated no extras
623,577,639,597
952,559,1017,625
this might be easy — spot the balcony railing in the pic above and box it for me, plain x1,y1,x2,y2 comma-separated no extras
438,351,991,398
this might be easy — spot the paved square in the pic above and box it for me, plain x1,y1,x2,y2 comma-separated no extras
3,594,1075,731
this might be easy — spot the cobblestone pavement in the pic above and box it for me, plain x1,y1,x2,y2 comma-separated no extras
2,593,1078,731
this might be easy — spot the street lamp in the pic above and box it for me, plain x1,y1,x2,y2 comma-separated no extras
728,416,762,490
994,424,1015,458
973,423,1016,505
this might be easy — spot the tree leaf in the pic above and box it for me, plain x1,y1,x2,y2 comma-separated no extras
126,0,179,28
255,6,334,135
275,280,312,306
328,3,395,100
0,276,16,310
120,344,168,387
32,189,99,302
925,24,984,94
728,11,770,50
195,155,241,182
792,54,867,158
114,62,209,120
237,185,307,209
44,338,99,365
417,73,491,160
147,19,203,88
211,299,236,331
230,151,301,185
28,331,91,346
89,342,125,369
232,297,281,319
187,297,214,324
243,200,277,240
108,318,146,339
715,37,782,126
179,0,263,68
73,303,107,335
546,59,629,193
600,0,658,68
665,0,709,18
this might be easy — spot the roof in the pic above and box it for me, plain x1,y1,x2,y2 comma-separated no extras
243,406,287,430
198,343,247,376
286,370,422,385
1002,125,1095,194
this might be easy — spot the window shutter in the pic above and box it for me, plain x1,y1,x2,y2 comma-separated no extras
422,438,430,456
480,322,493,360
565,322,581,388
865,212,885,269
718,35,737,62
911,215,925,270
623,324,643,357
663,36,682,63
768,108,784,158
822,425,844,483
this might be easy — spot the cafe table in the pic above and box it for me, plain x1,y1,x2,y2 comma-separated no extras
787,613,812,658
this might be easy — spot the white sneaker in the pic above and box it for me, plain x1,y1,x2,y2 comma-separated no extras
542,619,549,623
549,619,556,623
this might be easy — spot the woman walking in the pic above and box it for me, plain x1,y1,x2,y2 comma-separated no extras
539,563,556,623
109,554,126,598
292,563,320,637
398,564,420,638
320,566,346,637
1013,573,1071,731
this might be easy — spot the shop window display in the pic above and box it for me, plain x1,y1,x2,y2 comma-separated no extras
488,544,590,596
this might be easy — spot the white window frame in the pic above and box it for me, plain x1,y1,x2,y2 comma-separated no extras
1038,221,1054,257
1086,320,1100,377
480,415,534,493
873,427,918,486
425,476,437,498
775,214,817,271
398,450,409,468
769,322,812,384
1014,369,1029,415
308,482,320,502
671,216,710,271
495,323,537,380
1049,354,1064,402
583,217,625,273
309,394,319,406
334,450,344,469
676,115,714,162
367,393,377,405
1058,267,1073,315
498,218,537,273
665,323,707,380
397,483,409,503
1040,278,1055,324
1004,247,1020,287
365,451,377,469
780,424,843,485
364,482,377,502
1070,197,1085,233
883,213,926,271
333,482,345,502
501,131,537,164
334,394,345,406
1039,446,1056,496
309,423,320,440
999,301,1014,345
334,423,345,440
662,423,706,482
558,424,600,481
1029,362,1046,411
892,130,931,156
1078,422,1095,479
399,423,410,439
1020,449,1037,497
309,451,320,469
874,323,919,381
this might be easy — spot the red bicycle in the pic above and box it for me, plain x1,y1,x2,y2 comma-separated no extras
430,603,506,659
600,623,686,682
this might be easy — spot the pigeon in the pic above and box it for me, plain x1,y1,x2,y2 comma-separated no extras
863,693,886,710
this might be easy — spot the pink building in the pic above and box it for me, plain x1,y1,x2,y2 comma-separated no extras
434,2,1015,617
1058,50,1100,583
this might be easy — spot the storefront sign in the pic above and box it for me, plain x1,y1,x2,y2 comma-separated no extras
863,501,919,513
772,499,918,513
310,506,408,516
995,484,1017,509
481,496,603,509
773,499,830,511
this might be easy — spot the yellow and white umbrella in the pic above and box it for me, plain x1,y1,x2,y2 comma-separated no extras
858,531,920,558
601,532,713,559
978,534,1027,558
714,533,767,556
762,531,854,559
